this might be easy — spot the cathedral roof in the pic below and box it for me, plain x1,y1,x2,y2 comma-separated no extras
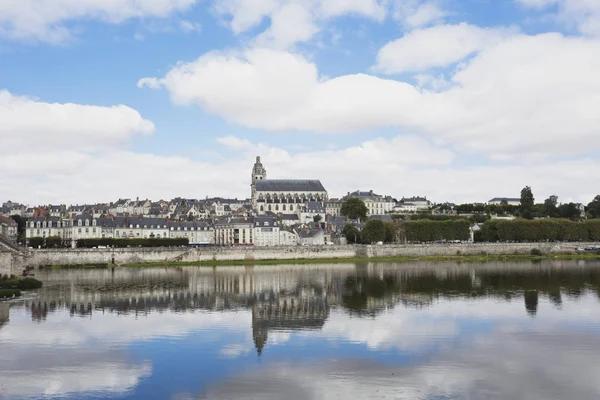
255,179,326,192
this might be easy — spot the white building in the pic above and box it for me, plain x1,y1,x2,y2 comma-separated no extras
254,217,280,247
26,215,215,247
392,203,418,214
279,229,299,246
343,190,396,216
326,199,343,217
251,156,328,215
400,196,430,210
214,217,254,246
487,197,521,206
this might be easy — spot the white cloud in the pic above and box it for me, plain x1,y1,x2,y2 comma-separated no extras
0,0,198,43
180,20,202,33
139,32,600,160
212,0,387,49
215,135,253,149
0,90,154,152
393,0,448,28
374,23,513,74
517,0,600,36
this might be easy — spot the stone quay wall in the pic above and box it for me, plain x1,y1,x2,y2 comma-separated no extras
1,242,598,271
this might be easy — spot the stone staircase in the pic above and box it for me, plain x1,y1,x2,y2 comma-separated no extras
0,233,25,255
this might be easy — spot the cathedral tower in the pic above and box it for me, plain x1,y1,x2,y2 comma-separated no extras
251,156,267,203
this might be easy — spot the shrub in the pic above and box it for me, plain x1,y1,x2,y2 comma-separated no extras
17,278,43,290
530,248,543,257
0,289,21,299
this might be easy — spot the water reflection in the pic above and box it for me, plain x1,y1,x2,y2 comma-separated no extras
0,261,599,400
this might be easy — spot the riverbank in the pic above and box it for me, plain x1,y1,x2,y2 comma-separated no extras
36,252,600,269
4,242,599,273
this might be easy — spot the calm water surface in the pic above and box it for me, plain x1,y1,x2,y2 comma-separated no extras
1,260,600,400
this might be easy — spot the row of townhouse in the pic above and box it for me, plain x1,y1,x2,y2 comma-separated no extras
327,192,430,216
26,216,214,246
213,216,310,246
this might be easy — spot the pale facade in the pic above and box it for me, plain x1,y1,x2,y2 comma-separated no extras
326,200,343,217
214,218,254,246
488,198,521,206
279,230,299,246
344,190,396,216
26,215,214,246
254,217,280,247
393,203,418,214
401,196,431,210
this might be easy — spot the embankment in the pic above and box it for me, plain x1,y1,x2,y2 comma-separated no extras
1,242,598,270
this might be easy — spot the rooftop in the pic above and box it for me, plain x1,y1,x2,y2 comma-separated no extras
256,180,326,192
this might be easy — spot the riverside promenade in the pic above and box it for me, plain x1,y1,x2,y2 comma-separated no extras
2,241,599,275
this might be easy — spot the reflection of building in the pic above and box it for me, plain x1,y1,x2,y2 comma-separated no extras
24,262,600,356
0,303,9,329
252,289,330,356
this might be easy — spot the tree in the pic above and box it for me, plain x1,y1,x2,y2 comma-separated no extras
360,220,386,244
520,186,535,220
543,195,559,218
558,203,581,220
10,215,26,243
587,195,600,219
313,215,322,223
342,224,361,244
340,198,368,220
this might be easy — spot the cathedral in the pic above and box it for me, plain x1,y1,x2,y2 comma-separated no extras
251,156,328,215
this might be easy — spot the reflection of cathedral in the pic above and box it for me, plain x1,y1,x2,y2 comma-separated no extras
252,289,329,356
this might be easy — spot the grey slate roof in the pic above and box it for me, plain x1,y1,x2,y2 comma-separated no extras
255,180,326,192
306,201,325,213
255,216,278,227
369,215,394,223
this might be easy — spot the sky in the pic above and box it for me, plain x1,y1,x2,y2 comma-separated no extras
1,0,599,206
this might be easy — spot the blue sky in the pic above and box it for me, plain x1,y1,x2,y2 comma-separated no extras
1,0,599,205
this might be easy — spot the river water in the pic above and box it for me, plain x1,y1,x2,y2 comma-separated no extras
1,260,600,400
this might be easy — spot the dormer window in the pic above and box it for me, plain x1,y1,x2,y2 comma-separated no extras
92,220,97,226
42,221,46,228
85,219,89,226
48,221,52,228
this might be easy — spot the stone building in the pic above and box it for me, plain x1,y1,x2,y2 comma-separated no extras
0,216,18,242
250,157,328,215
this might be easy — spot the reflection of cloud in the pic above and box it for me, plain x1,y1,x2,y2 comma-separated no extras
194,328,600,400
0,347,151,398
268,331,292,345
0,307,251,346
311,295,600,353
220,344,251,358
0,307,251,398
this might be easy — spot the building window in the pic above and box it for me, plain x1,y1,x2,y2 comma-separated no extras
78,228,81,233
93,228,96,233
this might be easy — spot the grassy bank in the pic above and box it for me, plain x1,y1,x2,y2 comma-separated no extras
30,253,600,270
116,252,600,267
